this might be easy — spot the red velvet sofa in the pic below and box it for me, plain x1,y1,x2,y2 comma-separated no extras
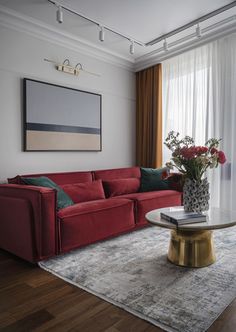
0,167,182,263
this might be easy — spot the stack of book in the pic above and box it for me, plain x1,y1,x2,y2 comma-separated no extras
160,210,206,225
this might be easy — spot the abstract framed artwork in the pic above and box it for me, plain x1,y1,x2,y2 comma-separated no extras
23,78,102,151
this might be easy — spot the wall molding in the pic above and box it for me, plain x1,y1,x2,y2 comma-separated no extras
0,5,235,73
135,21,236,71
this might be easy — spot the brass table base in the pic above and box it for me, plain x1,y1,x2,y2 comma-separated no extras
168,229,216,268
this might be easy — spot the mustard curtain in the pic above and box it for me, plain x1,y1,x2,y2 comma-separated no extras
136,64,162,168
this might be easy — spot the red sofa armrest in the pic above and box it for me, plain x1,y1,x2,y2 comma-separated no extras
0,184,57,263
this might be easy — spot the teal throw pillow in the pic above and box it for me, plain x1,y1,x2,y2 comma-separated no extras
139,167,170,192
22,176,74,209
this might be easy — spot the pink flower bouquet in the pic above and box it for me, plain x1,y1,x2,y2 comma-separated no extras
165,131,226,182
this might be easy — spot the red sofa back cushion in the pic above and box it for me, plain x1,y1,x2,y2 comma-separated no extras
93,167,141,181
61,180,105,203
8,171,93,185
103,178,140,197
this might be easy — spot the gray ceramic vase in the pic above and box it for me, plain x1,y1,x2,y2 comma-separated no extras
183,177,210,212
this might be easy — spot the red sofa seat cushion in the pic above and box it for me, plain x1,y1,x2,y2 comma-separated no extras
103,178,140,198
119,190,182,224
61,180,105,203
58,198,135,252
120,190,181,201
58,198,133,217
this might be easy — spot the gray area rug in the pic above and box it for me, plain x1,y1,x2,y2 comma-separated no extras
39,226,236,332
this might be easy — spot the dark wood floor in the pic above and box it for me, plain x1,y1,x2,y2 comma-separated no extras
0,250,235,332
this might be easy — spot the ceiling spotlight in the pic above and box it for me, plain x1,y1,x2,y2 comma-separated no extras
130,40,134,55
56,5,63,24
196,23,201,38
99,26,105,42
163,39,168,52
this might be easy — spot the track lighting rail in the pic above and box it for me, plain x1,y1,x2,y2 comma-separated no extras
146,1,236,45
48,0,236,54
48,0,144,46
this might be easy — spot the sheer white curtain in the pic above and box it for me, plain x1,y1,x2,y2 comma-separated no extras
162,33,236,209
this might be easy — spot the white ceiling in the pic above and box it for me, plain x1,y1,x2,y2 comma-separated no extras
0,0,236,63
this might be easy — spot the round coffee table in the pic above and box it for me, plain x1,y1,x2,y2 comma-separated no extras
146,206,236,268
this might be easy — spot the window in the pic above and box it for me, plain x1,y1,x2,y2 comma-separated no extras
162,34,236,210
162,47,213,164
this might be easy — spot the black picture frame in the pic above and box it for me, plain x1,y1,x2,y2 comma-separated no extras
23,78,102,152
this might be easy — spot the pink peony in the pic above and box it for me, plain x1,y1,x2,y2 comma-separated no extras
180,146,208,159
218,151,226,164
180,147,196,159
196,146,208,155
210,147,218,155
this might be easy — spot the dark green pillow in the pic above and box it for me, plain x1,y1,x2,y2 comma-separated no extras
22,176,74,209
139,167,170,192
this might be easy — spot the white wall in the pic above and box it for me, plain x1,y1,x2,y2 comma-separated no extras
0,26,136,182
